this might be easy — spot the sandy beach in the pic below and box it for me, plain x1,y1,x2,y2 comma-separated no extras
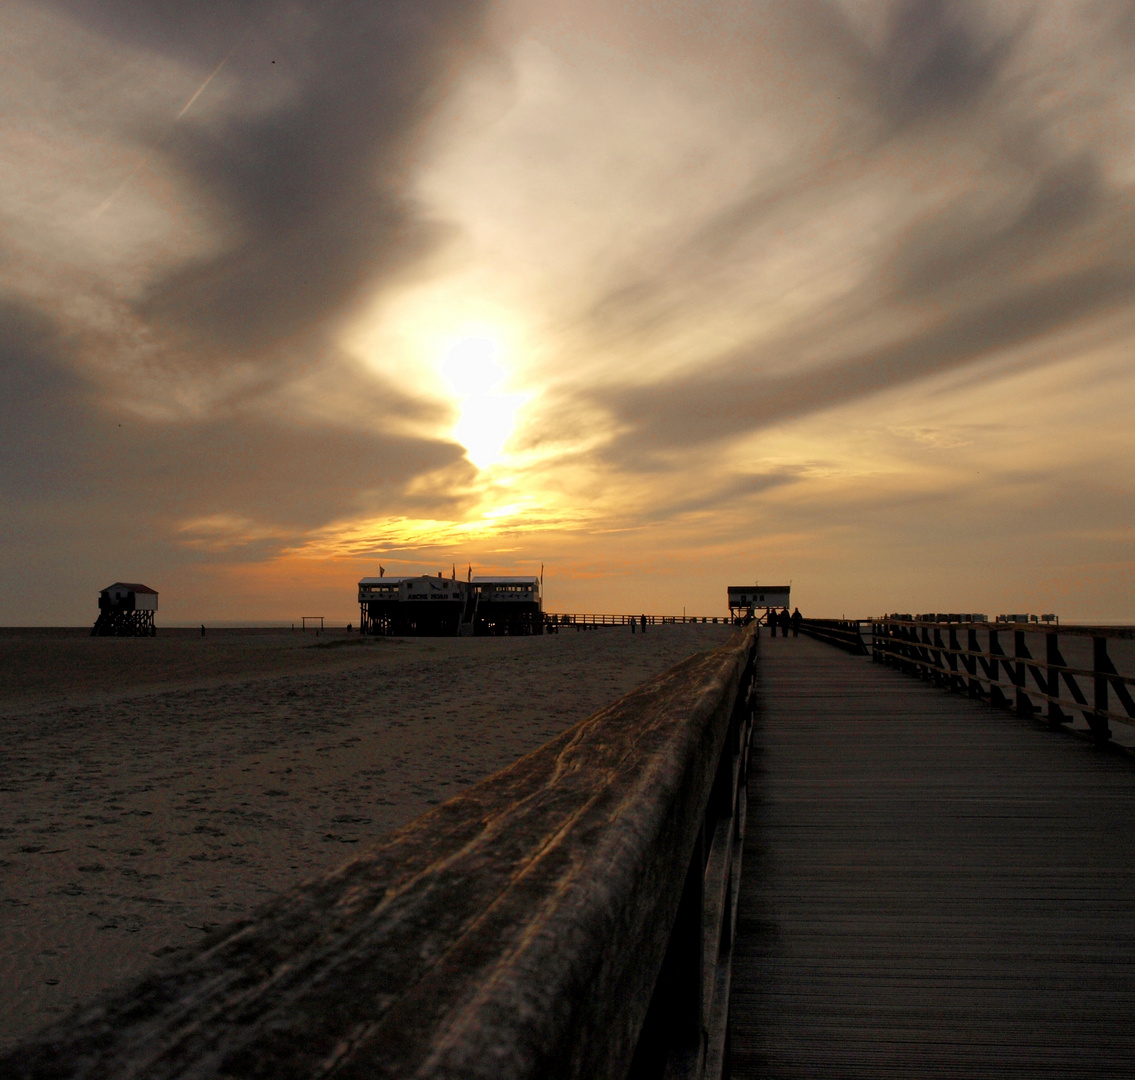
0,623,730,1050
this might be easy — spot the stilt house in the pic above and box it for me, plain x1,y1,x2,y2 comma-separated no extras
357,573,543,636
358,574,474,636
91,582,158,637
727,585,789,622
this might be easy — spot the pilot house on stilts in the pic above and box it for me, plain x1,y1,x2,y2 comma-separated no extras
91,583,158,637
358,573,542,636
727,584,789,624
357,574,472,637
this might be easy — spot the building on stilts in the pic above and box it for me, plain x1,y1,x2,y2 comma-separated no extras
91,582,158,636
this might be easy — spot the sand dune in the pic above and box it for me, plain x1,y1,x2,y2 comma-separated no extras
0,624,729,1049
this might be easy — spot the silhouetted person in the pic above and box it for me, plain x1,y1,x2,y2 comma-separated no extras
640,613,647,633
766,608,777,637
790,607,802,638
200,624,205,637
778,608,791,636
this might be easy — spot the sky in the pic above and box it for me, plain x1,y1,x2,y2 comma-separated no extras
3,0,1135,625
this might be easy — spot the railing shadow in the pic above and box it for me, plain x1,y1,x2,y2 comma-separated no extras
796,618,869,655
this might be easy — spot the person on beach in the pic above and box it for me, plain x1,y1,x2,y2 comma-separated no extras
790,608,802,637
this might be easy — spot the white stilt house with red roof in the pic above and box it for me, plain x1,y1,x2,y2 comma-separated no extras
91,582,158,637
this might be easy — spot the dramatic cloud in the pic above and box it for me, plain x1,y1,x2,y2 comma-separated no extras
554,1,1135,472
3,0,1135,622
0,299,91,499
2,0,488,574
45,0,490,373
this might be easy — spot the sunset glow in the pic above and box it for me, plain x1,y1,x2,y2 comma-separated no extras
4,1,1135,624
437,332,528,469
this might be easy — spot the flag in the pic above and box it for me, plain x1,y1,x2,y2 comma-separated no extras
379,566,385,578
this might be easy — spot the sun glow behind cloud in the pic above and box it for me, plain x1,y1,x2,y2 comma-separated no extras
437,330,530,470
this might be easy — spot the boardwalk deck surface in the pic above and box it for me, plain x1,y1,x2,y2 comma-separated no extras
729,634,1135,1078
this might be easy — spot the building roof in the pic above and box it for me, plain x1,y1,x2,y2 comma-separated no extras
359,575,469,585
101,582,158,594
359,575,540,586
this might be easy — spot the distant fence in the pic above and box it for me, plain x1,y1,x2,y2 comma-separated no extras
872,618,1135,744
545,613,731,627
4,628,758,1080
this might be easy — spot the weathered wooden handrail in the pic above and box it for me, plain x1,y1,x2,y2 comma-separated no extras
4,628,757,1080
872,618,1135,744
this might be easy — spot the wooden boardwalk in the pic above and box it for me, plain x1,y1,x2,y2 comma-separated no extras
729,634,1135,1079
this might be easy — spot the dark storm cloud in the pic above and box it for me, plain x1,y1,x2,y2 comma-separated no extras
0,286,468,542
1,1,489,559
119,415,471,536
564,2,1135,470
696,1,1023,237
755,0,1022,128
50,0,489,374
887,155,1105,300
0,299,92,497
872,0,1021,125
593,262,1135,462
646,470,803,521
580,0,1026,341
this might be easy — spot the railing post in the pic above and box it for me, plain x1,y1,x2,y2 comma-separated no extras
966,628,981,695
947,626,960,690
987,629,1008,708
1045,633,1067,728
677,823,707,1046
1013,631,1031,716
1091,637,1112,745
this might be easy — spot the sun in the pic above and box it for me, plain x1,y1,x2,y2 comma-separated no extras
438,332,526,469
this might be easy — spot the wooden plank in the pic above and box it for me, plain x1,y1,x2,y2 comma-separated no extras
729,634,1135,1079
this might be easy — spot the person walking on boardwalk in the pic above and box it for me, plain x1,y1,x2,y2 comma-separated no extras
778,607,791,637
790,607,802,638
766,608,777,637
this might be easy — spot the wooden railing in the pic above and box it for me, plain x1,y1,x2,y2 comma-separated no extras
545,613,730,627
872,618,1135,744
4,628,758,1080
795,618,869,655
